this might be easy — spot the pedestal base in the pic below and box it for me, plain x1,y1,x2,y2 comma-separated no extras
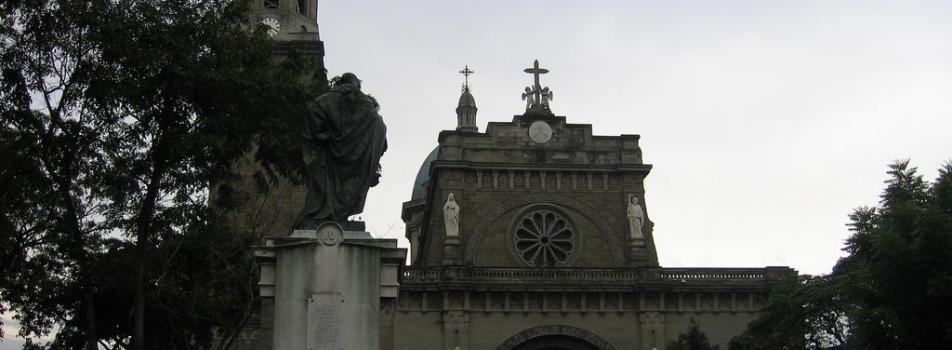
629,240,651,266
255,222,406,350
443,236,462,265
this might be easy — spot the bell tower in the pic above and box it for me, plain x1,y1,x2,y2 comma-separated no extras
249,0,324,64
215,0,327,239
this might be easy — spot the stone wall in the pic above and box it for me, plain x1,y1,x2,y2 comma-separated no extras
388,265,790,350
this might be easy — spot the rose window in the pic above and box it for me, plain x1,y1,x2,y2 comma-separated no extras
514,209,575,267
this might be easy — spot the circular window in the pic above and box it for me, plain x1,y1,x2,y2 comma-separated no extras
513,209,576,267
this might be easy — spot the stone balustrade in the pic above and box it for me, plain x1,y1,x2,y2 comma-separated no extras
402,266,795,286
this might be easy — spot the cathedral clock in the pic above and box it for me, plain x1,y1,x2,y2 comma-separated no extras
261,17,280,37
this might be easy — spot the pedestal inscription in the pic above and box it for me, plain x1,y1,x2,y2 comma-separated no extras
307,292,345,350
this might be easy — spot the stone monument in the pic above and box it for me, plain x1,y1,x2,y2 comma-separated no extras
252,73,405,350
256,222,405,350
293,72,388,230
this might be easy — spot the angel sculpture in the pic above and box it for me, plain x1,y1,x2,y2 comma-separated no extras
540,87,553,108
521,86,536,109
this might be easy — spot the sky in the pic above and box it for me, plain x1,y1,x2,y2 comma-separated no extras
4,0,952,347
318,0,952,277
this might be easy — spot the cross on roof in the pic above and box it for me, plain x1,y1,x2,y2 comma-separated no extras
523,59,548,92
459,65,474,90
522,59,553,113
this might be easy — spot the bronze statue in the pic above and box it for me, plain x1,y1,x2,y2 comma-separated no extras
293,73,387,229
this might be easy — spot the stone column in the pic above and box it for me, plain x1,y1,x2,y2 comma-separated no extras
442,310,470,350
253,245,277,350
379,299,396,350
639,312,665,350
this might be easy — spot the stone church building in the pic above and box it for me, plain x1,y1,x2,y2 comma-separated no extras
237,1,796,349
392,65,795,350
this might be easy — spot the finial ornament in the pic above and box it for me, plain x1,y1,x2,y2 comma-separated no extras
522,59,553,114
459,65,474,92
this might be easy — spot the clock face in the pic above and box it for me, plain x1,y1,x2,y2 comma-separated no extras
261,17,280,37
528,120,553,144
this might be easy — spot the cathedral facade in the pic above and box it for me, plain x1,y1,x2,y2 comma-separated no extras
237,2,795,349
390,63,795,350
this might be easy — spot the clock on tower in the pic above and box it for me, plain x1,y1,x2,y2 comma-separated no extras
249,0,324,63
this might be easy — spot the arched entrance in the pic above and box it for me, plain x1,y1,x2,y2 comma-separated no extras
511,334,600,350
495,325,618,350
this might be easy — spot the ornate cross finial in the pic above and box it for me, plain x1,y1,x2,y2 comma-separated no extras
524,59,548,91
459,65,474,91
522,59,553,114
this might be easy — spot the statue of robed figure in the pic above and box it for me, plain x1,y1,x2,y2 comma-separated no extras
293,73,388,229
627,195,645,241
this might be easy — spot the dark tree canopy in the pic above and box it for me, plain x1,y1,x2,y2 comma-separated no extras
0,0,323,348
667,319,720,350
730,160,952,350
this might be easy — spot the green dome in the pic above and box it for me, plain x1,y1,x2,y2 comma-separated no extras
410,147,438,201
458,89,476,108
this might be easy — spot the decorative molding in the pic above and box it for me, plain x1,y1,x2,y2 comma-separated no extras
443,310,469,325
494,325,618,350
639,312,664,326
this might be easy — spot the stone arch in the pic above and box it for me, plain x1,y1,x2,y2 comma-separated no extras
495,325,619,350
465,193,624,266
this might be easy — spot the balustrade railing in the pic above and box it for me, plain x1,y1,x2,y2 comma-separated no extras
401,267,788,284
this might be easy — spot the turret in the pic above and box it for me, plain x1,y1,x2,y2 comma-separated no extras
455,65,478,133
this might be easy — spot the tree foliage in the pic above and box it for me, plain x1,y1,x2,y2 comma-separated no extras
728,275,848,350
668,319,720,350
729,160,952,349
1,0,322,348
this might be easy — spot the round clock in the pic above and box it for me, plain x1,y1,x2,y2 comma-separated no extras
261,17,280,37
528,120,553,143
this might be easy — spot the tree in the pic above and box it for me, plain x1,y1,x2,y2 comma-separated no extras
729,160,952,349
727,275,848,350
1,0,320,348
667,319,720,350
834,160,952,349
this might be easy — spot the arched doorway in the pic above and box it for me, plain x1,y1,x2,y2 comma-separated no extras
495,325,618,350
511,334,600,350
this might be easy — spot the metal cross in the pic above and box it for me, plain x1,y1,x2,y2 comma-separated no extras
523,59,549,106
459,65,474,88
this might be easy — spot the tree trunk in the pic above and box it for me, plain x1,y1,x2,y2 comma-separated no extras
84,286,98,350
132,136,169,350
51,140,98,350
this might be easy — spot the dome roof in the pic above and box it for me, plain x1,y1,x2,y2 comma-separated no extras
410,146,439,201
457,89,476,108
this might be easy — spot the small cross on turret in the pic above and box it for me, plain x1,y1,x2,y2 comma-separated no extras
456,65,478,133
522,59,553,114
459,65,474,92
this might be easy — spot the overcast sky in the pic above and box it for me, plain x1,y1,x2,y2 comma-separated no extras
319,0,952,276
4,0,952,347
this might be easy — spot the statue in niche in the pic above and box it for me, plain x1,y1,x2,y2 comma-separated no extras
443,193,460,237
293,73,388,229
627,194,645,240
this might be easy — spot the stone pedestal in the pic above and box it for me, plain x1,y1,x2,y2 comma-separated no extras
254,222,406,350
629,241,651,266
443,236,462,265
